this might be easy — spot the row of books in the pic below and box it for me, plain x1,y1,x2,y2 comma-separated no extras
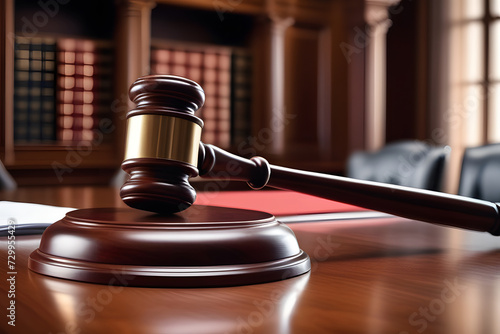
150,46,252,149
13,37,252,149
14,37,113,143
14,37,57,142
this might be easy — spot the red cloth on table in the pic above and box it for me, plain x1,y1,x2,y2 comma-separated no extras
194,190,365,216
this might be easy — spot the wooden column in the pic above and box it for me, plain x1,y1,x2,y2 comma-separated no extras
249,0,296,158
112,0,155,184
114,0,155,161
252,10,294,158
0,0,14,164
344,0,367,154
268,16,295,155
364,0,400,151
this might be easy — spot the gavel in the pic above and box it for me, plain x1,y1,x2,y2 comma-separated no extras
120,75,500,236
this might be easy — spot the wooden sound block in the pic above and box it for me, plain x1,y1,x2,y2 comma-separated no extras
28,206,311,287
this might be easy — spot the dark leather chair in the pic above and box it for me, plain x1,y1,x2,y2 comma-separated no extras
0,160,16,190
457,143,500,202
346,140,449,191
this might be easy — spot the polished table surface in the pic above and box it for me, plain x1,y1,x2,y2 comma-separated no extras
1,186,500,334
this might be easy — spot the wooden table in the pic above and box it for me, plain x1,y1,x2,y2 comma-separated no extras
1,186,500,334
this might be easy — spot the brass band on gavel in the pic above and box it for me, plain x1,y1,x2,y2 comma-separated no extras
124,114,202,168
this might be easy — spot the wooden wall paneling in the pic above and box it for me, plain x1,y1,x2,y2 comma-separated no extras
251,16,329,165
284,24,323,159
383,0,431,143
281,0,361,172
289,16,359,171
250,0,355,173
279,0,340,170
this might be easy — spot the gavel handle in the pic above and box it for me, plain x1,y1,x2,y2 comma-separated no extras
199,144,500,236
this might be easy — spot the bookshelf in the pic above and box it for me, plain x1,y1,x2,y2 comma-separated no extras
1,0,119,185
149,40,253,149
12,36,114,144
1,0,379,185
150,43,233,148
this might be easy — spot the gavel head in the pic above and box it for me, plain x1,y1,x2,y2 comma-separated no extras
120,75,205,214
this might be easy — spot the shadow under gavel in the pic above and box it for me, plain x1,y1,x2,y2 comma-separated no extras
120,74,500,237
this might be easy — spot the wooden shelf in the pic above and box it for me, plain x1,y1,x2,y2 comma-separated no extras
9,144,118,167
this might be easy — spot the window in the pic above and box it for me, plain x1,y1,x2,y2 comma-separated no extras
450,0,500,144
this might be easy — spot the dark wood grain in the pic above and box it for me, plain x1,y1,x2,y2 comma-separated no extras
121,158,199,213
28,206,310,287
127,74,205,123
120,75,206,214
1,187,500,333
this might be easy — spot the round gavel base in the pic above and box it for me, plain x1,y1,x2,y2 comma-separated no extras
28,206,311,288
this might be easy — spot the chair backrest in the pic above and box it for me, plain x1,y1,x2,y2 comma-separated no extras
0,160,16,190
346,140,449,191
457,143,500,202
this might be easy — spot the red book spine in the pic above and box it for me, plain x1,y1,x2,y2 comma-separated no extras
151,45,233,148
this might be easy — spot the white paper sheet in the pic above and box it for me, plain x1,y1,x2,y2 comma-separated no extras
0,201,75,235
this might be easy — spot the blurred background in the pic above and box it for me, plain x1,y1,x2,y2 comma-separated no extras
0,0,494,194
